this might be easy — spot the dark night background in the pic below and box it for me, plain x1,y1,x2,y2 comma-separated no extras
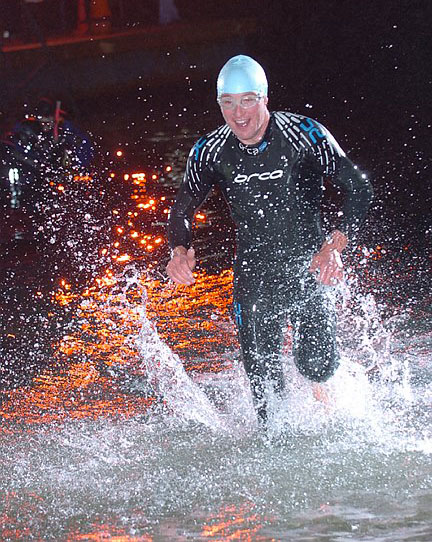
260,0,431,238
0,0,431,298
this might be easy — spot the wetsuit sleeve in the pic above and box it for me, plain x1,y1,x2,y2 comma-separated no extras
168,139,217,249
330,155,374,241
303,118,373,242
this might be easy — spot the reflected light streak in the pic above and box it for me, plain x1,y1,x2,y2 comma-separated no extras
73,533,152,541
0,269,235,431
116,254,131,263
201,503,270,541
131,172,147,184
73,174,93,182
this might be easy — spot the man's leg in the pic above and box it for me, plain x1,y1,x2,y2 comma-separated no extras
234,276,286,425
290,281,339,383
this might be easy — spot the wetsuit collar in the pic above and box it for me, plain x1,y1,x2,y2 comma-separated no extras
236,115,273,156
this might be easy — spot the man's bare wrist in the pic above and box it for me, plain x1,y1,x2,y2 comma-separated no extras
327,231,348,253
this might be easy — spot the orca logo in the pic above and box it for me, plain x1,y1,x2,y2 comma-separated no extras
233,169,284,184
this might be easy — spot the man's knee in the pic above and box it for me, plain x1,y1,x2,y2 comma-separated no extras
293,294,338,382
294,341,339,382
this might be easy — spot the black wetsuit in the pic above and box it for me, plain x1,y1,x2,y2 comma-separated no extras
168,112,373,419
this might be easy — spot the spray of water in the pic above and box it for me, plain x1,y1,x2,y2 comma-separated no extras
99,266,227,432
1,262,430,541
92,264,430,455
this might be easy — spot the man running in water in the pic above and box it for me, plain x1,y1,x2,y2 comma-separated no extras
166,55,373,426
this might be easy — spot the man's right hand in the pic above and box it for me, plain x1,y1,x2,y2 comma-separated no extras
166,246,196,285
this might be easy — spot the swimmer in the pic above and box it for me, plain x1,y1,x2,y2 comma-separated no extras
166,55,373,427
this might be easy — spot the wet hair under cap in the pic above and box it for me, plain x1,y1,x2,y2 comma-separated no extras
217,55,268,97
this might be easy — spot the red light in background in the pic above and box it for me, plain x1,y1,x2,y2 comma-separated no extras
196,212,206,222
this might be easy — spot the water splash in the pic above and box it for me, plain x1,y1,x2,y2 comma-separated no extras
94,264,430,453
0,264,430,541
260,279,431,453
100,266,227,432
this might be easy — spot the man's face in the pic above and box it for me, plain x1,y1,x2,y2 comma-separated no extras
219,92,269,145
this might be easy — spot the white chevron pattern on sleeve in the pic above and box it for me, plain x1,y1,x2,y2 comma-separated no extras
186,124,231,196
274,112,345,175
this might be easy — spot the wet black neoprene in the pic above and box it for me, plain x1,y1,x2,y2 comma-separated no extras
168,112,373,421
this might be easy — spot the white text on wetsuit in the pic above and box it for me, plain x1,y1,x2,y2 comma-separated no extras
234,170,284,184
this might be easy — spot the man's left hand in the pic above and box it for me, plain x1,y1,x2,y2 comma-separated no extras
309,230,348,285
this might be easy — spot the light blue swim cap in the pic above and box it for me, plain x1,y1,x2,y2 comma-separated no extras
217,55,268,97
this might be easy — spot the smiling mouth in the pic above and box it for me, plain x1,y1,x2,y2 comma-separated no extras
234,119,249,127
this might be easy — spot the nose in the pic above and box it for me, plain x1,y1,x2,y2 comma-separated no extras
232,104,243,116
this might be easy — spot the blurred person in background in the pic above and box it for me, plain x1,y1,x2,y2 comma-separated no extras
9,97,94,172
0,97,94,239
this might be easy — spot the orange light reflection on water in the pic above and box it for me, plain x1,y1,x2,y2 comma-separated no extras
0,167,236,434
0,269,236,431
67,503,270,541
0,167,264,541
201,503,271,541
71,527,153,541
